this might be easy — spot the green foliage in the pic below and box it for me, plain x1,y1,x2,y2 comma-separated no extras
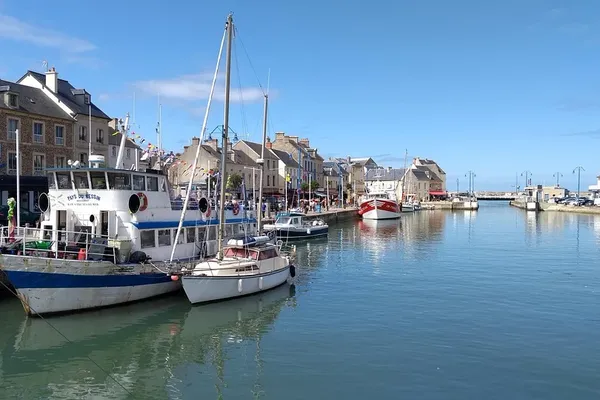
310,180,320,190
226,173,243,190
301,182,310,192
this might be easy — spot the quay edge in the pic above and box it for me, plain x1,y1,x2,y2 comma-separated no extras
263,208,360,226
420,201,479,211
510,200,600,215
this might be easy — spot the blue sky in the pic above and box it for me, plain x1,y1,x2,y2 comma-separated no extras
1,0,599,191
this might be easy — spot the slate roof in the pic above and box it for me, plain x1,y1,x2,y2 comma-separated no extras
19,71,111,120
416,165,442,182
411,168,430,181
0,79,72,120
365,168,406,181
270,148,300,168
236,140,277,159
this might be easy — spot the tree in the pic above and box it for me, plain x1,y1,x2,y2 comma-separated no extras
301,182,310,192
226,173,243,191
345,183,352,191
205,169,219,191
310,180,320,191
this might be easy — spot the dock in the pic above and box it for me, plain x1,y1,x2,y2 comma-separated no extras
510,200,600,215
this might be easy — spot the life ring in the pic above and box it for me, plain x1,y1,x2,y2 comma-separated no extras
232,203,240,215
137,192,149,211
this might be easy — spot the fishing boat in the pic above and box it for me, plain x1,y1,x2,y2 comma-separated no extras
263,211,328,240
0,115,257,316
179,14,295,305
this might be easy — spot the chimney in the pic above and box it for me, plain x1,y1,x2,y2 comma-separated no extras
288,135,299,143
227,140,233,154
275,132,285,141
299,138,310,148
191,137,200,146
388,166,392,172
46,67,58,93
108,118,118,130
265,137,272,149
206,138,218,151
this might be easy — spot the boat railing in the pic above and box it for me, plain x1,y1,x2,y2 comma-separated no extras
170,199,200,211
0,226,131,264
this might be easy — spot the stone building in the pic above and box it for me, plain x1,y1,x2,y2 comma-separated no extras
0,79,74,176
232,140,279,196
271,132,313,190
17,68,111,165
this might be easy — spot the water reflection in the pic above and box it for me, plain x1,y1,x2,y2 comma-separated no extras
1,285,296,399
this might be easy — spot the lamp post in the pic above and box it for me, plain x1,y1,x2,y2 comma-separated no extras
521,171,532,188
553,172,563,187
573,166,585,198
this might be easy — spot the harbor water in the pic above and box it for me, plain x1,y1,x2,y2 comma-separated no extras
1,201,600,399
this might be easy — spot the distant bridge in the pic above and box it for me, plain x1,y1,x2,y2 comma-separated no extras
475,192,516,200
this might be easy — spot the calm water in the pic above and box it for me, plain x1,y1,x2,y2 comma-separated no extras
2,201,600,399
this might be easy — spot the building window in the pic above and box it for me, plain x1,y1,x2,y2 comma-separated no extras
267,175,270,187
140,230,155,248
186,227,196,243
7,93,18,108
33,154,45,175
55,156,66,168
55,125,65,145
96,128,104,144
80,153,88,165
7,118,18,140
33,122,44,143
8,152,17,175
158,229,171,246
111,146,117,157
79,126,87,141
126,148,131,159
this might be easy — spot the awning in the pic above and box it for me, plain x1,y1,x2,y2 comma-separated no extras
429,191,447,196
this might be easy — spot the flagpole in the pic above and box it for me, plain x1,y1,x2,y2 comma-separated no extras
16,128,21,229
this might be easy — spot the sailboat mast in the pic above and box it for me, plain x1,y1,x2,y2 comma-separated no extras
217,13,234,260
256,93,268,234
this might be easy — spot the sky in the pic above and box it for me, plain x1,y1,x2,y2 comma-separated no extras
1,0,600,191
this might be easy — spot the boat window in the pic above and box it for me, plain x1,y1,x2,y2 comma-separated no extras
158,229,171,246
258,248,278,260
292,218,300,225
174,229,184,244
198,227,206,242
140,230,155,248
160,177,167,192
108,173,131,190
132,175,145,191
47,173,57,190
277,217,291,224
235,264,259,272
90,172,107,189
73,172,89,189
56,172,72,189
147,176,159,191
237,224,245,234
207,226,216,240
186,227,196,243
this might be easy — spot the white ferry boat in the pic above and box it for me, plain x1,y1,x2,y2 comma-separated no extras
0,123,257,316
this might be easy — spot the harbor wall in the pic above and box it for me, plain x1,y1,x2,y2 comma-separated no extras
265,208,360,226
511,201,600,215
421,201,479,210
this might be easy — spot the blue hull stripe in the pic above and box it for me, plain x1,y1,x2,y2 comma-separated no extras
133,218,256,230
4,270,173,289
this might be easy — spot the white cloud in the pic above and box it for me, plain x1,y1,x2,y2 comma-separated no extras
133,73,266,103
0,14,96,52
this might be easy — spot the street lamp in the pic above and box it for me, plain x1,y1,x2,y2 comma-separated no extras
465,171,476,197
553,172,563,187
521,171,532,188
573,166,585,198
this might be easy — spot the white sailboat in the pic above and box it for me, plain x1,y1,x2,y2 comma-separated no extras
179,14,295,305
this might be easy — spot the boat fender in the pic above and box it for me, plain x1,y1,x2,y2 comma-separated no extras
259,277,263,290
138,192,149,212
290,265,296,278
306,228,311,235
233,203,240,215
237,279,243,293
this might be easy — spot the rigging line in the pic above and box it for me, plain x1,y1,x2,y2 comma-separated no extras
0,278,134,397
234,26,265,96
233,39,249,140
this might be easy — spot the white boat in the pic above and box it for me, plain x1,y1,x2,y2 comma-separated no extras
0,119,257,316
358,192,401,220
179,14,295,305
263,211,328,240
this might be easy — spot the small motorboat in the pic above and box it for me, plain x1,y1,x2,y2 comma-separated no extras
263,212,328,240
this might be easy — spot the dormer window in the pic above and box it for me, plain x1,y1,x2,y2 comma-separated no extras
84,94,91,105
4,92,18,109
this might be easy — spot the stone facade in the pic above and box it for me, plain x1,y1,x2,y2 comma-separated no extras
0,109,74,175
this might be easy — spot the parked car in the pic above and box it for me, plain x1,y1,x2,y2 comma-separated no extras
0,206,42,227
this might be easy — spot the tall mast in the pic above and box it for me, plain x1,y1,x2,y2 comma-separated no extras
401,149,408,201
256,93,268,234
217,13,234,261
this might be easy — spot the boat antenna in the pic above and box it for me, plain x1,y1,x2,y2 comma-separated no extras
170,21,227,263
256,80,269,235
217,13,234,261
